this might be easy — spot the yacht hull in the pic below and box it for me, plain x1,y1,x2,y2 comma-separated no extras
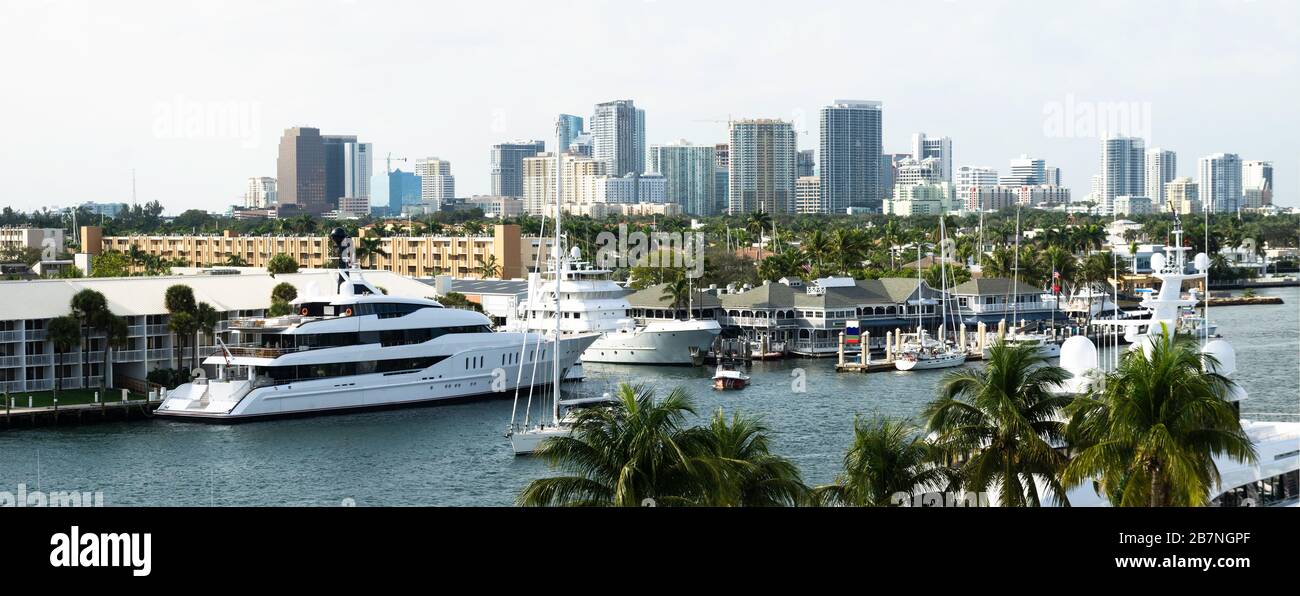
581,320,721,365
156,334,599,421
894,353,967,371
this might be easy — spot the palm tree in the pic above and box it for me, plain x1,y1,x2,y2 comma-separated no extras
813,415,951,507
355,236,388,269
691,410,807,506
744,210,772,257
224,254,249,267
70,289,107,390
925,341,1073,506
517,384,705,506
165,284,197,371
659,276,691,318
102,314,129,391
879,218,904,270
48,315,81,399
984,245,1017,279
474,254,500,279
193,302,219,370
1063,329,1256,506
802,228,831,273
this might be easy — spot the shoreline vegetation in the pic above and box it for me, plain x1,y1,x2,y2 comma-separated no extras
520,337,1256,508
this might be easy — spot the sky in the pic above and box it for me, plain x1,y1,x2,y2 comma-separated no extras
2,0,1297,213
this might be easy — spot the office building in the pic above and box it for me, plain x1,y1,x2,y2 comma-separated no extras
244,177,277,209
275,127,327,214
414,157,456,210
797,149,816,178
648,141,718,216
558,114,584,153
1242,160,1274,208
911,133,952,182
590,99,645,176
1165,177,1200,214
490,140,546,197
819,100,883,212
1198,153,1242,213
728,119,797,215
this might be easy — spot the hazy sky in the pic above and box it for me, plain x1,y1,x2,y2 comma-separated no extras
3,0,1297,213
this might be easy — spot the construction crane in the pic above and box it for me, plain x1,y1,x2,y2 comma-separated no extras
385,153,408,174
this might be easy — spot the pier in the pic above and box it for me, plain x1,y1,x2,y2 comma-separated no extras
1,389,162,429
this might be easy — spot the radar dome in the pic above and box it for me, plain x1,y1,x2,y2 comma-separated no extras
1149,252,1165,272
1059,336,1098,375
570,246,582,260
1202,339,1237,376
1193,252,1210,272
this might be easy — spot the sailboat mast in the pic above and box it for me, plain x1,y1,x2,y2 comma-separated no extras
552,119,563,425
939,216,948,340
1012,207,1021,325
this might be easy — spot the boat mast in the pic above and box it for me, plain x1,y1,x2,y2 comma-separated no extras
1011,206,1020,327
939,216,949,343
552,118,563,426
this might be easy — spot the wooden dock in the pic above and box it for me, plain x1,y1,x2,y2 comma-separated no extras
1,399,161,429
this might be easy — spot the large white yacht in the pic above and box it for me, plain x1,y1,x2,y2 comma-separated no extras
510,247,720,366
157,238,597,421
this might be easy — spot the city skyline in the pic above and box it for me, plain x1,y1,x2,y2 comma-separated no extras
2,0,1297,213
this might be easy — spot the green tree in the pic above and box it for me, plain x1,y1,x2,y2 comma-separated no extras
659,276,691,317
692,410,807,507
1063,329,1257,506
812,415,951,507
224,254,249,267
267,253,299,276
47,315,81,399
90,251,133,277
70,289,108,389
475,254,501,279
193,302,220,369
102,314,129,390
925,341,1073,506
355,236,387,269
165,284,198,371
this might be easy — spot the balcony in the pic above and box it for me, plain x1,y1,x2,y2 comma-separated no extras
0,330,23,342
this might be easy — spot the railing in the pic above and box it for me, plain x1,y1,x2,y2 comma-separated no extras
128,324,147,336
0,330,23,342
147,349,173,361
228,315,303,330
224,346,306,359
27,329,47,341
0,356,21,368
25,354,52,366
147,324,170,335
114,349,145,362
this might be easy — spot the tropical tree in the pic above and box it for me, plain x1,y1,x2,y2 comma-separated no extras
355,236,387,269
659,275,691,317
193,301,220,370
475,254,501,279
813,415,951,507
70,289,108,389
271,282,298,305
165,284,197,371
691,410,807,507
1063,329,1256,506
266,253,299,276
48,315,81,399
224,254,250,267
102,314,129,390
518,384,705,506
925,341,1073,506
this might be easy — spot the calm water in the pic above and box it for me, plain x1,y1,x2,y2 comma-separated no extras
2,287,1296,506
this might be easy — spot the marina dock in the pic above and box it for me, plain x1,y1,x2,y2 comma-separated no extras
1,393,162,429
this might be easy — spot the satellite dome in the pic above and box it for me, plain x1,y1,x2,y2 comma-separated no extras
1202,339,1237,376
1150,252,1165,272
570,246,582,260
1059,336,1098,374
1194,252,1210,272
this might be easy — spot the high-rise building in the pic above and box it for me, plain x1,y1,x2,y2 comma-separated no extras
1144,148,1177,209
648,141,717,216
1197,153,1242,213
558,114,584,153
244,177,277,209
1004,155,1046,186
797,149,816,178
414,157,455,210
568,133,594,157
490,140,546,197
728,119,797,215
1165,177,1200,215
276,127,327,214
342,141,372,202
819,100,883,212
879,153,912,205
955,166,999,210
1242,160,1274,208
911,133,952,182
796,176,821,214
895,157,945,187
322,134,358,210
714,143,730,214
886,183,952,216
521,152,606,215
1100,136,1145,215
1043,166,1061,186
388,169,422,215
590,99,645,176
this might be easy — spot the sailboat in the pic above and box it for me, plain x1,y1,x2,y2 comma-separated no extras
987,206,1061,359
508,118,604,455
895,219,966,372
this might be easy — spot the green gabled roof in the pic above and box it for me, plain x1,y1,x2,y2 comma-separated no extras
950,277,1042,296
720,282,797,309
624,283,723,309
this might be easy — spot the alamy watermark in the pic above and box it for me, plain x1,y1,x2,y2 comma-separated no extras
594,224,706,279
1042,93,1152,141
152,94,262,148
0,483,104,507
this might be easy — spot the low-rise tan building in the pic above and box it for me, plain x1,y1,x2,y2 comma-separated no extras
95,224,553,280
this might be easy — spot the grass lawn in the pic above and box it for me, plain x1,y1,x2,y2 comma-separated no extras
1,388,148,409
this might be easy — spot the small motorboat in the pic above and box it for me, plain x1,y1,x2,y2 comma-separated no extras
712,364,750,390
